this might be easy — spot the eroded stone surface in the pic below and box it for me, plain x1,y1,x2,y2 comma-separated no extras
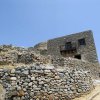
0,65,93,100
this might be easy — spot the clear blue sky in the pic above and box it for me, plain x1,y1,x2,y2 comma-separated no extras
0,0,100,61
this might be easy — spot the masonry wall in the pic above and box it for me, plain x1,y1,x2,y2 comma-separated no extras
52,57,100,79
0,64,93,100
47,30,98,63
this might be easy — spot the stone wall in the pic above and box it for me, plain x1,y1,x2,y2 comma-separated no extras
0,64,93,100
52,57,100,79
47,30,98,63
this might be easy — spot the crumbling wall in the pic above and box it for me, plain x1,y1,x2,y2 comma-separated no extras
0,64,93,100
0,45,50,65
52,57,100,79
33,42,48,56
47,30,98,63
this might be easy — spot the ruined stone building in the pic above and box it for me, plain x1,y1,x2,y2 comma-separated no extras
47,30,98,63
0,30,99,100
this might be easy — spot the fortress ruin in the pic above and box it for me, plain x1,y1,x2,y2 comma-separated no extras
47,30,98,63
0,30,99,100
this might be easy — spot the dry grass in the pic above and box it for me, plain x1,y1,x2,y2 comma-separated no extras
0,84,3,93
0,65,15,69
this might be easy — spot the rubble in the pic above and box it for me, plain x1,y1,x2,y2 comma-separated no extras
0,45,50,65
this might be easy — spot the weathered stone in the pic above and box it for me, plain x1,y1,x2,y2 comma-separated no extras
45,64,54,70
16,86,21,91
11,69,15,73
44,70,51,73
18,90,25,96
47,30,98,63
31,77,35,81
0,30,99,100
56,68,65,72
22,70,29,75
10,77,17,81
0,64,94,100
28,82,33,87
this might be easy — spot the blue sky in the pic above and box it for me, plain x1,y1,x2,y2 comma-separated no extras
0,0,100,61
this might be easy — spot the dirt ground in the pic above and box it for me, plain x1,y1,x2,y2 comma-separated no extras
73,81,100,100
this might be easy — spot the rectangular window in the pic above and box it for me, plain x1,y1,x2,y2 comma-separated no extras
78,38,86,45
74,54,81,59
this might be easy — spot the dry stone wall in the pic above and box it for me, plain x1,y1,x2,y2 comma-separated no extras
52,57,100,79
0,64,93,100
